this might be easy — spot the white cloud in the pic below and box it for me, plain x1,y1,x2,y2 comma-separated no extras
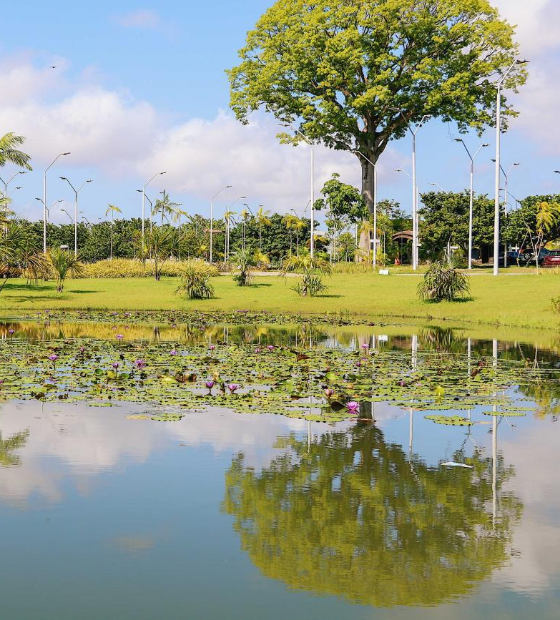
0,56,404,214
492,0,560,57
113,9,165,31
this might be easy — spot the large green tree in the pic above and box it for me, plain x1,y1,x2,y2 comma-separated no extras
229,0,525,251
419,191,495,262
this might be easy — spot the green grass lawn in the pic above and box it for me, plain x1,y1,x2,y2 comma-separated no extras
1,273,559,330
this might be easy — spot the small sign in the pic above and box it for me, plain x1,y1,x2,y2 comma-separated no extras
379,269,389,275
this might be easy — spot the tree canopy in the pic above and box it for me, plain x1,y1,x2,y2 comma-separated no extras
229,0,525,249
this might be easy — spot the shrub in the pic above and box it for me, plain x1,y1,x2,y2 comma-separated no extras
281,253,332,297
232,248,253,286
418,262,470,303
47,248,84,292
176,261,215,299
80,259,218,278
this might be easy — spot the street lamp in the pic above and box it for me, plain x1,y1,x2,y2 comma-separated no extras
61,208,73,223
141,172,166,250
492,159,520,267
454,140,489,269
428,182,447,192
60,177,93,256
0,171,26,196
283,124,315,257
225,196,246,261
354,151,379,267
493,58,528,276
36,198,63,246
210,185,232,262
136,189,155,232
43,152,70,253
395,114,430,270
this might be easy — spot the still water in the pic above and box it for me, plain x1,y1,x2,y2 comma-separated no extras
0,324,559,619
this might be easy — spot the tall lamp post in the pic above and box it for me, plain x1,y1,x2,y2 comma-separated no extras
284,125,315,257
396,114,430,270
60,177,93,255
454,140,489,270
354,151,378,267
493,58,528,276
44,152,71,252
35,198,62,249
0,171,26,196
492,159,520,267
225,195,246,261
141,172,166,252
210,185,232,262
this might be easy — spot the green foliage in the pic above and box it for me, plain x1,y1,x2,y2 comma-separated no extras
153,191,185,224
232,248,254,286
418,262,470,303
0,132,32,170
229,0,525,241
314,173,366,223
0,221,48,287
176,260,216,299
80,258,220,279
419,191,495,261
144,225,183,280
47,247,84,292
281,252,332,297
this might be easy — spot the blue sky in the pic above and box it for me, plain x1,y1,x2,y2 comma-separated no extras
1,0,559,227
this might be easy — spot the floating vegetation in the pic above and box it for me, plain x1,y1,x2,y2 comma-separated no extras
425,415,474,426
0,323,553,423
482,411,527,418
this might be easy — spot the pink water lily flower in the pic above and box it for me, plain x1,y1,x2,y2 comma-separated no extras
205,380,215,391
48,354,59,362
116,334,124,340
170,350,178,356
134,359,147,369
346,401,360,414
112,363,119,369
228,383,240,393
324,388,335,399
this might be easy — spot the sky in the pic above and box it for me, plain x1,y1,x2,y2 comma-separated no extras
1,0,560,227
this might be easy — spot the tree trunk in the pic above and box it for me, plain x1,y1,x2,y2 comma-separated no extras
358,153,378,260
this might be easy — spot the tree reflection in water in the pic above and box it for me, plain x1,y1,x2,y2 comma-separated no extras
223,424,522,608
0,429,29,467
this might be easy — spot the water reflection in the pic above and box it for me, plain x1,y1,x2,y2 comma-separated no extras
222,422,522,608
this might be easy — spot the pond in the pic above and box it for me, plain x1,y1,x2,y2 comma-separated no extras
0,319,559,619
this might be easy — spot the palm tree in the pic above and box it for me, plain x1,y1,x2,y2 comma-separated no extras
153,191,184,225
240,206,252,250
282,214,299,255
0,133,32,170
105,204,122,260
0,220,48,293
224,208,237,261
281,252,332,297
145,225,182,280
47,247,84,292
255,205,271,250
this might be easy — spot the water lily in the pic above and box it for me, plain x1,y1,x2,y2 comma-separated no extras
134,359,147,369
228,383,240,393
346,401,360,414
254,347,261,354
48,354,58,362
170,349,178,356
8,329,15,335
79,346,85,353
267,345,275,351
208,345,216,351
112,363,119,369
116,334,124,340
324,388,334,400
361,343,369,349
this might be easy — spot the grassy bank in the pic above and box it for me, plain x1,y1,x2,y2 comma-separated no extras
1,273,559,330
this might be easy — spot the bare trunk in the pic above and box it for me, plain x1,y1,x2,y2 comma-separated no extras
358,153,378,260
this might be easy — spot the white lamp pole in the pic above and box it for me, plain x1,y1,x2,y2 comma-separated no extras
493,59,528,276
210,185,232,262
455,140,489,270
43,152,70,252
60,177,93,255
142,172,166,252
225,195,246,261
493,160,520,268
0,171,26,197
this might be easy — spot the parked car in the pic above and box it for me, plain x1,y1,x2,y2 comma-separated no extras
542,250,560,268
497,251,529,266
